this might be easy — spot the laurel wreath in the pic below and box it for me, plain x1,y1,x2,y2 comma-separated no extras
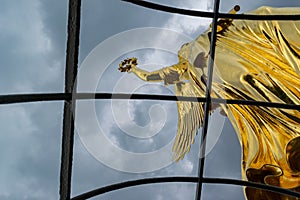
118,57,138,72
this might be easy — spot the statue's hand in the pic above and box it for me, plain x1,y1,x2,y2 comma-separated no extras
118,57,138,73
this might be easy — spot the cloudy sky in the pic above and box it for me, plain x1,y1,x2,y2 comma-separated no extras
1,0,300,200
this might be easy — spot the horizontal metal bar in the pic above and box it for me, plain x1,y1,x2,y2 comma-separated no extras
0,93,300,110
71,177,198,200
122,0,300,20
0,93,71,104
0,93,205,104
95,93,207,103
70,176,300,200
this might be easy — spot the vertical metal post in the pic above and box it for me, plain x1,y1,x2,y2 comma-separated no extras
195,0,220,199
59,0,81,199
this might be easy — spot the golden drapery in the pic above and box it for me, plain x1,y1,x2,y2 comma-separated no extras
120,6,300,199
177,7,300,199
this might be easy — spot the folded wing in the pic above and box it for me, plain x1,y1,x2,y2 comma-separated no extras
172,82,205,161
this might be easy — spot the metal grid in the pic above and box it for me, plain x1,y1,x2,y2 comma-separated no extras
1,0,300,199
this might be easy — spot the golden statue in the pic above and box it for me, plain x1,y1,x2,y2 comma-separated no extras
119,6,300,199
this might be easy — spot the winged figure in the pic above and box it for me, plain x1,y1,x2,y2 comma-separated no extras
119,6,300,199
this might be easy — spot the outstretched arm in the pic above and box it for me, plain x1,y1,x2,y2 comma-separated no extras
119,57,184,85
119,58,163,82
129,66,163,82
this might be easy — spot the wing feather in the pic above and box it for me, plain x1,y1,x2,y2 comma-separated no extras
172,82,205,161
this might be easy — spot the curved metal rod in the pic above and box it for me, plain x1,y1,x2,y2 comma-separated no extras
0,93,300,111
121,0,300,20
122,0,214,18
71,177,198,200
70,176,300,200
0,93,204,104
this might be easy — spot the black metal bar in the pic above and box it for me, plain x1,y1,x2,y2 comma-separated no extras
0,93,70,104
84,93,206,102
0,93,205,104
122,0,300,20
0,93,204,104
59,0,81,199
196,0,220,199
1,93,300,111
71,177,198,200
70,176,300,200
121,0,214,18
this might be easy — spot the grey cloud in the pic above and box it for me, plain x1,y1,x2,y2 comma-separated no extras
0,0,66,94
0,103,62,200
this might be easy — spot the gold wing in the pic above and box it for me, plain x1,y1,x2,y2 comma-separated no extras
172,82,204,161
